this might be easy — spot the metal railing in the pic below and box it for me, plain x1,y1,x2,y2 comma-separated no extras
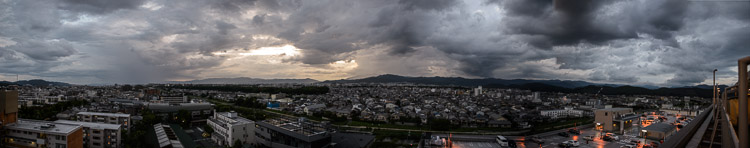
660,106,713,147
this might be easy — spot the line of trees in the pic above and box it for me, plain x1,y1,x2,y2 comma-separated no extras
232,97,266,109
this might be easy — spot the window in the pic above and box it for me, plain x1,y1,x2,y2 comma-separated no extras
56,144,66,148
605,112,608,116
93,136,101,140
93,143,101,146
93,130,101,134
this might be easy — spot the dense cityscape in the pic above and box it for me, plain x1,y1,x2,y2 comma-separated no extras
0,79,715,148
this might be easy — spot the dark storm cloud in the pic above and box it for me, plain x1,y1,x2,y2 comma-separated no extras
399,0,458,11
0,0,749,86
59,0,147,14
6,39,77,61
495,0,688,47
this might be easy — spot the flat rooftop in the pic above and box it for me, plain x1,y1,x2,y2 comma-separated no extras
5,119,82,135
596,108,632,112
54,120,121,130
260,116,327,137
77,111,131,117
216,112,254,124
643,123,677,133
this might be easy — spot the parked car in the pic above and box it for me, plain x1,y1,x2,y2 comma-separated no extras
620,145,636,148
558,132,570,137
568,129,581,135
605,133,619,140
529,136,545,144
562,140,580,147
583,136,594,141
629,139,641,145
603,135,619,141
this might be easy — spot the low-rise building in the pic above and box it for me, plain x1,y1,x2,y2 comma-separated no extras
54,120,122,148
594,108,635,133
207,111,255,147
76,112,131,129
642,123,676,140
4,119,84,148
148,103,213,126
255,117,332,148
154,123,184,148
540,107,583,120
160,96,188,104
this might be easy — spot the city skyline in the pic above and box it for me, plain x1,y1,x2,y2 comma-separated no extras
1,0,749,86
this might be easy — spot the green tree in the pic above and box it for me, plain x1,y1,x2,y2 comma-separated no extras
429,118,453,131
233,140,243,148
176,109,192,127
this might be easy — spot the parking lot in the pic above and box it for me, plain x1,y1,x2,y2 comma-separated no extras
519,112,689,148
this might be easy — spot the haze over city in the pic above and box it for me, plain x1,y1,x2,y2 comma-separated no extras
0,0,748,86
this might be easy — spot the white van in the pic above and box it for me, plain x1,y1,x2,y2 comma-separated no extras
496,135,509,147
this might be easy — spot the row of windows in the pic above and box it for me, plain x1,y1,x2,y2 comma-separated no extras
8,130,66,140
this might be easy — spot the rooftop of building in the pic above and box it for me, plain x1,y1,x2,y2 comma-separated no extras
154,123,184,148
258,116,328,140
54,120,122,130
77,111,131,117
215,111,254,124
5,119,82,135
643,123,677,133
596,108,632,112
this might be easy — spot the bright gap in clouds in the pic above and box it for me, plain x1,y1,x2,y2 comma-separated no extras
213,45,301,57
240,45,300,56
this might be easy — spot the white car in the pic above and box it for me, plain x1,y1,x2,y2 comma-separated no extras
562,140,580,147
620,145,636,148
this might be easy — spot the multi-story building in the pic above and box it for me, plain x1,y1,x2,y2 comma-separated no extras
1,89,19,147
540,107,583,120
54,120,122,148
76,112,131,130
4,119,84,148
594,108,638,134
148,103,213,126
207,111,255,147
255,117,331,148
160,96,188,104
1,90,19,126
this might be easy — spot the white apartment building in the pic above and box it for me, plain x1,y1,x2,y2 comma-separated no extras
541,107,583,120
206,111,255,147
55,120,122,148
76,112,131,129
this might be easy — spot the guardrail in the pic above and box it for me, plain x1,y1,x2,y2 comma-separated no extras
661,106,713,147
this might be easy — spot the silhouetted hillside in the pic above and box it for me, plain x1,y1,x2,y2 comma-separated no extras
0,79,72,86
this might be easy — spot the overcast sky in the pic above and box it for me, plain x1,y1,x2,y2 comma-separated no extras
0,0,749,86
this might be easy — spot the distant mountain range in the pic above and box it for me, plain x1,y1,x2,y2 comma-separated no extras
0,79,72,86
324,74,724,97
324,74,621,88
166,77,319,84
